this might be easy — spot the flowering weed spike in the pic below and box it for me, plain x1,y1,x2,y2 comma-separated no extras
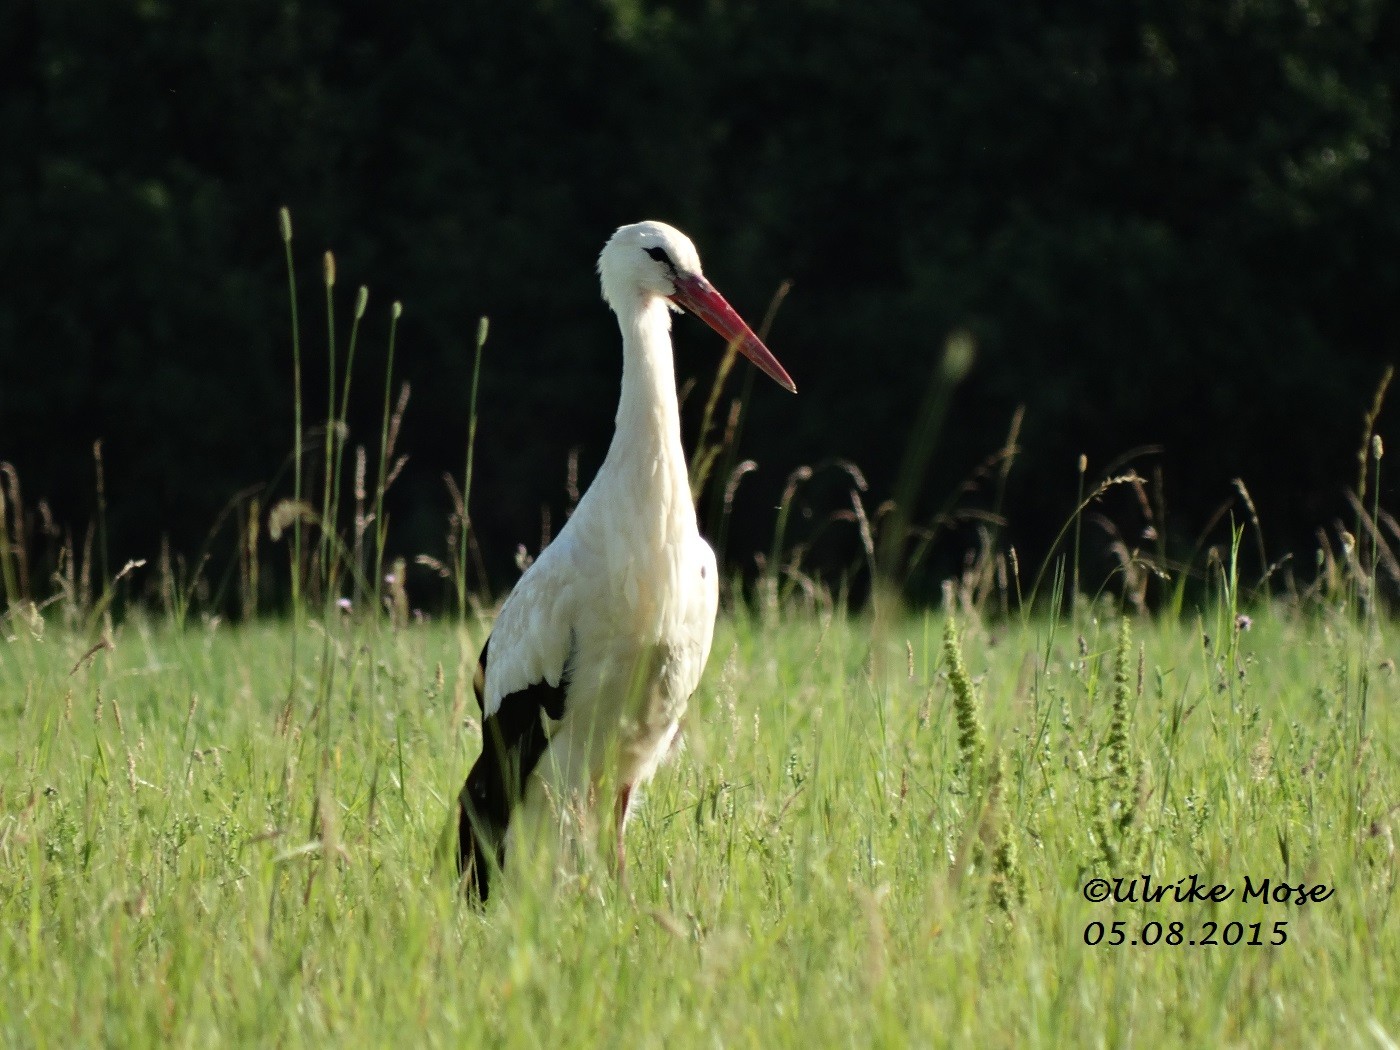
1094,616,1145,868
943,616,986,779
1107,616,1134,808
987,754,1025,915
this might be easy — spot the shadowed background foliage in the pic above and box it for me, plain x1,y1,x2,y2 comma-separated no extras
2,0,1398,606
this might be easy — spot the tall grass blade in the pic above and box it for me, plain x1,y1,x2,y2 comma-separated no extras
280,206,305,699
457,317,489,619
318,251,339,609
876,331,975,596
372,302,404,621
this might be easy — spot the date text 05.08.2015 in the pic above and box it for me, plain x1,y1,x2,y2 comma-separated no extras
1084,920,1287,947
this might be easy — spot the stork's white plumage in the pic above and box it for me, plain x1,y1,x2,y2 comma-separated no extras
458,221,795,901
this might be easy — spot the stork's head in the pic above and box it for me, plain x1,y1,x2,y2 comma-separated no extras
599,220,796,393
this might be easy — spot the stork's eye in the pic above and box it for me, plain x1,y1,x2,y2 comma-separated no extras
645,246,675,270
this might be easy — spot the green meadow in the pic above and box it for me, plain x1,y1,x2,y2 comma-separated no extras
2,597,1396,1047
2,214,1397,1047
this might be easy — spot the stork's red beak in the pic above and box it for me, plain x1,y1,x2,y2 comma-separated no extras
670,273,797,394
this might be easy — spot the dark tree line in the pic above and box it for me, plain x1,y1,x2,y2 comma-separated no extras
2,0,1398,606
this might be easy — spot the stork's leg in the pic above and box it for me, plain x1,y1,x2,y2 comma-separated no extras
614,783,633,882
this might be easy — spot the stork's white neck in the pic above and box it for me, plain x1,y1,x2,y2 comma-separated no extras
597,294,694,534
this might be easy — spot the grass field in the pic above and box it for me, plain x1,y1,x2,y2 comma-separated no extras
1,598,1397,1047
4,213,1396,1047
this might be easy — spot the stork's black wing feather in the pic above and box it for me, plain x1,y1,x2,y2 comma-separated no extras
457,633,571,903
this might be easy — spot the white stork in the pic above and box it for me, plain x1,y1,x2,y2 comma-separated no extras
458,220,795,901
